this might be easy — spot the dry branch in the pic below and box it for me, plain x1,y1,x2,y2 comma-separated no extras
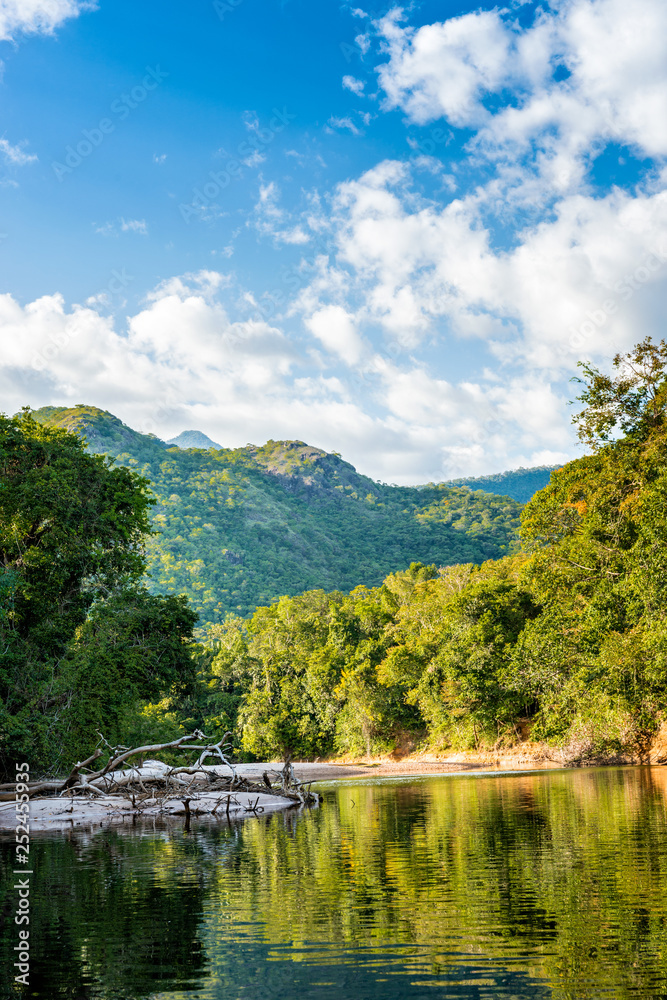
3,732,320,809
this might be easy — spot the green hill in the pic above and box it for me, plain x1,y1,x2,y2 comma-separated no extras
443,465,559,503
31,405,527,625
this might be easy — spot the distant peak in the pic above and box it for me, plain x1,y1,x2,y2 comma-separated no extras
167,430,222,451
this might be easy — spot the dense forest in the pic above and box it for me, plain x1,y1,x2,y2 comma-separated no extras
443,465,558,503
4,338,667,776
31,405,524,625
176,338,667,765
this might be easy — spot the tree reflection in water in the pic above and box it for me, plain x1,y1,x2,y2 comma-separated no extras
2,766,667,999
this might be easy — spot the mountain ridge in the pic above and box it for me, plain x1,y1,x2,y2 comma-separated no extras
29,405,545,624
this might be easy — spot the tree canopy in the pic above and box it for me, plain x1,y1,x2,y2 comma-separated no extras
157,338,667,764
0,411,196,776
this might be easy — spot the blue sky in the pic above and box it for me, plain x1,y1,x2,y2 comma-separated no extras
1,0,666,482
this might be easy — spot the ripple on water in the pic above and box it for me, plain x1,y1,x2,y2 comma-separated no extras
2,766,667,998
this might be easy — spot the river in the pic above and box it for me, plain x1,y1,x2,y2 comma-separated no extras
2,765,667,998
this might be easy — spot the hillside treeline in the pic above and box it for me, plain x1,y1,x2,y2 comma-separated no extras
31,405,522,625
3,338,667,775
173,337,667,763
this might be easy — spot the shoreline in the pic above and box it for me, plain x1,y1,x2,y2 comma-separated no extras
4,741,666,835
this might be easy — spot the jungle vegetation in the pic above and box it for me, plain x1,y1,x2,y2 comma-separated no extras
31,404,524,625
148,337,667,764
4,338,667,772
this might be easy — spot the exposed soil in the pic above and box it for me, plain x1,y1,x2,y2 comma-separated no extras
289,722,667,781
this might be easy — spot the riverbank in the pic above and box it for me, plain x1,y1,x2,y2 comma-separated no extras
0,759,318,833
294,721,667,778
0,756,558,834
5,727,667,834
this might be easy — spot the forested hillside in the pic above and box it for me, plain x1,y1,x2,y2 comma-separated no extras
180,338,667,764
443,465,558,503
0,411,197,777
8,338,667,771
32,406,524,625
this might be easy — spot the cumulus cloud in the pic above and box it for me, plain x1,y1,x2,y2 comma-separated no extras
249,181,310,245
6,0,667,483
305,305,365,365
376,0,667,203
299,158,667,369
0,0,96,41
342,75,366,96
377,8,512,127
0,268,576,482
0,138,37,165
283,0,667,438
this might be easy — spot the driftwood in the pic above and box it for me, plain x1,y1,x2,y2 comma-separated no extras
0,733,319,809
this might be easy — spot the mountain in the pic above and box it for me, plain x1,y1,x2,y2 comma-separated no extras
31,404,167,458
167,430,222,450
31,406,528,625
443,466,559,504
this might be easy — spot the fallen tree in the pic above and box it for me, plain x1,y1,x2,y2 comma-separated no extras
0,731,320,809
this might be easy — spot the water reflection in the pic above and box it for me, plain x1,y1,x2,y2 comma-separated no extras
2,767,667,998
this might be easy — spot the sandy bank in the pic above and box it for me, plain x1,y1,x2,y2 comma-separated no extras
289,722,667,779
0,788,297,833
7,732,667,834
1,760,317,833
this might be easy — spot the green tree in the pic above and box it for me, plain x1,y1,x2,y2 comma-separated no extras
0,410,190,776
572,336,667,448
59,588,197,759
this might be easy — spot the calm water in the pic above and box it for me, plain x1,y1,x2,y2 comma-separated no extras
3,767,667,999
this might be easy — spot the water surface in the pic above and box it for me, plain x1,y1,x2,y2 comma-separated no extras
2,766,667,999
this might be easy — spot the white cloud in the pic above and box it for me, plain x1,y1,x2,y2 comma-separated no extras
303,157,667,367
0,138,37,165
343,75,365,96
326,115,362,136
6,0,667,484
375,0,667,205
305,305,365,365
243,149,266,168
0,268,576,483
0,0,96,41
249,181,311,245
377,8,511,127
120,218,148,235
355,33,370,56
94,218,148,237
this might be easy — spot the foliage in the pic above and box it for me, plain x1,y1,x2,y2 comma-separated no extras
571,336,667,448
10,336,667,770
58,588,198,760
442,464,559,503
172,339,667,762
31,406,525,626
0,411,196,777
